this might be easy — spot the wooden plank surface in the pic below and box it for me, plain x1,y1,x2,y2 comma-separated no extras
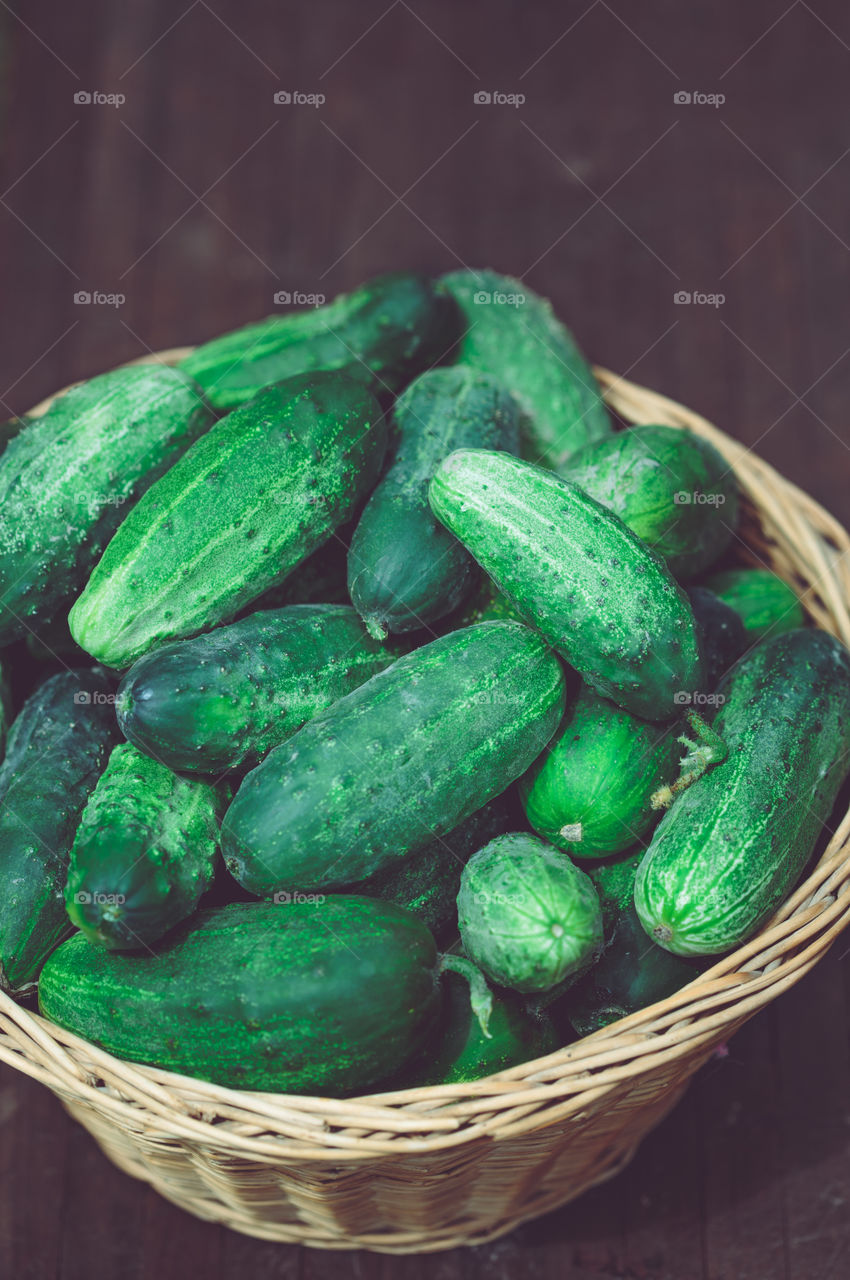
1,2,850,1276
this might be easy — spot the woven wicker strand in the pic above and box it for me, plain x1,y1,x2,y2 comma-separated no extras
2,357,849,1252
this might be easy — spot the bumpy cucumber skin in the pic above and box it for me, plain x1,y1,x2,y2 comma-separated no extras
221,621,566,894
65,744,224,950
634,628,850,956
348,367,521,636
429,450,702,721
687,587,748,691
702,567,805,641
39,897,441,1095
351,791,516,938
457,833,604,994
565,850,697,1036
519,685,681,860
393,971,558,1086
116,605,398,774
0,365,214,647
566,425,740,579
70,372,387,669
0,669,118,993
179,273,457,412
439,270,611,471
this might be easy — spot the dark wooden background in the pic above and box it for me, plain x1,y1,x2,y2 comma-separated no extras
2,2,850,1276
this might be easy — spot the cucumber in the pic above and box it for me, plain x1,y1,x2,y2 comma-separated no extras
0,365,214,647
70,372,387,669
250,521,354,610
634,628,850,955
221,621,566,895
116,604,398,775
395,970,558,1086
519,685,681,860
687,586,748,692
429,450,702,720
65,744,224,950
563,852,697,1036
347,367,521,637
39,897,442,1094
0,669,118,993
352,791,516,938
439,270,611,470
179,273,456,412
457,833,604,994
566,425,739,578
702,567,805,641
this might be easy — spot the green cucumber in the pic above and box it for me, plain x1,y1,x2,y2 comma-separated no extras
0,669,118,993
116,604,398,775
457,833,604,994
352,791,516,938
702,567,805,641
0,365,214,647
65,744,224,951
566,425,739,578
348,367,521,637
179,273,456,412
563,852,697,1036
221,621,566,894
634,628,850,956
395,970,558,1086
439,270,611,470
39,897,442,1094
519,685,681,860
70,372,387,669
687,586,748,692
429,450,702,720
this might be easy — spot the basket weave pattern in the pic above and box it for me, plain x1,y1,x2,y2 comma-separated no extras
2,360,850,1252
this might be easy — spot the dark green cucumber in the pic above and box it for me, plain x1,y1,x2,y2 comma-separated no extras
566,425,739,579
429,450,702,720
65,744,224,950
348,367,521,637
0,365,214,647
439,270,611,470
0,669,118,993
687,586,748,692
457,833,604,994
519,685,682,860
70,372,387,669
116,605,398,774
221,621,566,894
702,567,805,641
39,897,441,1094
179,273,456,412
351,791,515,938
394,970,558,1086
563,852,697,1036
634,628,850,956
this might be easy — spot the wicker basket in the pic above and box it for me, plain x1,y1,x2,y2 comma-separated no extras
3,357,850,1254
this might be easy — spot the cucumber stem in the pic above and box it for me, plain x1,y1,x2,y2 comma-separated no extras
651,710,728,810
364,616,389,642
438,953,494,1038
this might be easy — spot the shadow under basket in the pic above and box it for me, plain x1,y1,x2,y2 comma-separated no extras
3,359,850,1253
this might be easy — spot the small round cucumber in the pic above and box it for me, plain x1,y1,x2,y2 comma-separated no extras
519,685,681,860
457,833,603,994
566,424,740,579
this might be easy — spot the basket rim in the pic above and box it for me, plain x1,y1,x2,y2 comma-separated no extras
3,351,850,1157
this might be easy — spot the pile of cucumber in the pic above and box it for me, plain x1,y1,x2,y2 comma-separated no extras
0,269,845,1097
